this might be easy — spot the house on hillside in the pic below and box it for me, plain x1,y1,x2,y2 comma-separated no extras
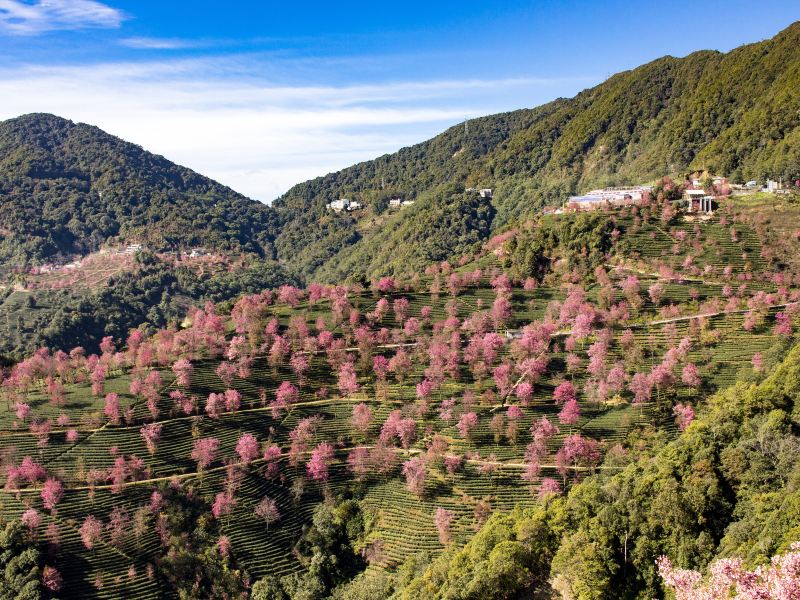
327,198,364,212
124,243,143,255
683,188,714,213
480,189,493,198
388,197,402,208
566,185,651,211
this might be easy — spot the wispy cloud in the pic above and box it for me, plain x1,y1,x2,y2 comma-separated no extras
0,0,124,35
119,36,200,50
0,56,597,200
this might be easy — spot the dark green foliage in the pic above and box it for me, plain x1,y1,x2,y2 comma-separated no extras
17,257,298,355
0,113,279,267
0,521,45,600
252,500,366,600
314,184,496,281
503,212,615,282
395,342,800,599
153,484,248,599
272,22,800,279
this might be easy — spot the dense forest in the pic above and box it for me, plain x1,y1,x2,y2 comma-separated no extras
273,21,800,279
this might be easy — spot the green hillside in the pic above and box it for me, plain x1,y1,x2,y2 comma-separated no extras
0,192,798,598
274,21,800,281
0,113,280,266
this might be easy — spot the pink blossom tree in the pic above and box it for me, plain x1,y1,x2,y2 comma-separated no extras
79,515,103,550
402,456,426,497
262,445,282,480
338,361,360,397
191,437,219,472
457,412,479,442
235,433,260,464
41,478,63,511
103,393,121,425
553,381,577,406
254,496,281,529
434,507,455,545
657,543,800,600
139,423,162,455
307,442,335,482
351,403,373,438
171,358,193,387
672,403,695,431
558,398,581,428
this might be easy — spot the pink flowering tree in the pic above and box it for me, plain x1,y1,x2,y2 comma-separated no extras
79,515,103,550
191,437,219,473
351,403,373,438
171,358,193,387
139,423,162,455
307,442,335,483
558,398,581,428
434,507,455,545
553,381,577,406
338,361,360,397
41,478,64,511
236,433,260,465
402,456,426,497
672,403,695,432
657,543,800,600
254,496,281,530
457,412,479,443
103,393,121,425
262,445,282,480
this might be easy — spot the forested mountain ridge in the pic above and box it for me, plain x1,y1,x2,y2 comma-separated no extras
273,21,800,281
0,113,279,266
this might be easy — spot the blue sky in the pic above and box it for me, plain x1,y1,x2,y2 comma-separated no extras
0,0,798,200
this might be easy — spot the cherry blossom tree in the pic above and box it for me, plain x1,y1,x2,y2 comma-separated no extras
103,393,121,425
40,478,63,511
307,442,335,482
537,478,562,499
21,508,41,539
681,363,701,388
673,403,695,431
42,566,63,592
172,358,193,387
558,398,581,427
262,445,282,480
351,403,373,437
254,496,281,529
657,542,800,600
235,433,260,464
79,515,103,550
338,361,360,397
629,372,653,404
553,381,577,406
139,423,162,455
191,437,219,472
434,507,455,545
457,412,479,442
211,491,236,520
402,456,426,497
347,446,372,481
555,434,601,481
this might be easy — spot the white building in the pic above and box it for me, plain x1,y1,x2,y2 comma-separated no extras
388,198,402,208
327,198,364,212
567,185,652,211
124,243,143,255
479,189,493,198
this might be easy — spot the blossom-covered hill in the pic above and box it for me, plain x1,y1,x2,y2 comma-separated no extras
0,192,799,598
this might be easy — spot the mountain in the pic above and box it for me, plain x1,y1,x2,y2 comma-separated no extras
273,21,800,281
0,113,280,267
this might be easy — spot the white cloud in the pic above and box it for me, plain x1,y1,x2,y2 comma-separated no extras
119,37,199,50
0,0,124,35
0,57,596,200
